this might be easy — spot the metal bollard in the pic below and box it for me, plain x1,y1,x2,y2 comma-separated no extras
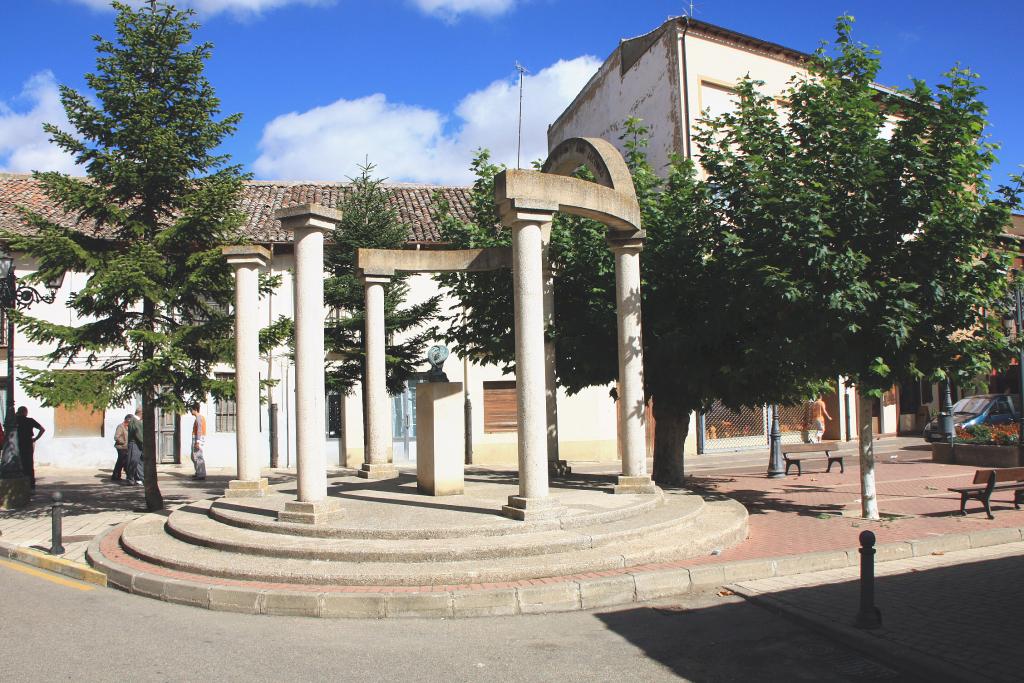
49,491,65,555
854,530,882,629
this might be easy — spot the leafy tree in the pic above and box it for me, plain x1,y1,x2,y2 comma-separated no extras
323,162,440,398
697,16,1022,517
4,1,246,511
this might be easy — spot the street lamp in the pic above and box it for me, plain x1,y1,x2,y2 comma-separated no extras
0,253,65,422
766,404,785,478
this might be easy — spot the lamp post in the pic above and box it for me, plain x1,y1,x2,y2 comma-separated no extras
766,404,785,478
0,255,65,423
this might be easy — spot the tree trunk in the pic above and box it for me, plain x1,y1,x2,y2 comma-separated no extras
857,392,879,520
651,398,690,487
142,298,163,511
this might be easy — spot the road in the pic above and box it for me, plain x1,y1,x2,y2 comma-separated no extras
0,559,898,682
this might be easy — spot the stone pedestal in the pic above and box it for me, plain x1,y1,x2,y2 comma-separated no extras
501,495,567,521
614,475,659,495
416,382,464,496
279,498,343,525
225,478,270,498
0,476,30,510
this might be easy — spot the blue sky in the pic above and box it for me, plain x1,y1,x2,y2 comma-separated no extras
1,0,1020,189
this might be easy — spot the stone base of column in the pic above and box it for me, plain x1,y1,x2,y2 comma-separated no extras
613,475,659,495
224,478,269,498
548,459,572,478
357,463,399,480
277,498,343,525
501,495,567,521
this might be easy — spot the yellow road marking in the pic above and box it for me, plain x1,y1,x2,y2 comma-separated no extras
0,558,95,591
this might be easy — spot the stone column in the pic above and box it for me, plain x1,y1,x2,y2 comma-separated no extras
358,275,398,480
609,236,657,494
542,228,570,478
501,207,565,520
222,245,271,498
275,204,343,524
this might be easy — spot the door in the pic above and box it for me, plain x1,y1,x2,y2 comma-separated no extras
156,406,179,464
392,377,423,463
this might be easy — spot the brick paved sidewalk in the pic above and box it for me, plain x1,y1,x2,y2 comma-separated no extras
684,446,1024,564
732,541,1024,682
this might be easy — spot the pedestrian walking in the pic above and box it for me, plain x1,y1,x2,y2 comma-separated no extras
803,395,832,444
111,414,131,482
15,406,44,489
189,404,206,481
126,407,144,486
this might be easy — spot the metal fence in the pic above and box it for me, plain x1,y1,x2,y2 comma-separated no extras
699,401,808,453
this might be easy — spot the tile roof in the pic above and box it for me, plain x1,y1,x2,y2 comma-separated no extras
0,174,476,244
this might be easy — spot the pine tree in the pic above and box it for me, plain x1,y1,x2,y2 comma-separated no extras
4,1,247,511
324,162,440,399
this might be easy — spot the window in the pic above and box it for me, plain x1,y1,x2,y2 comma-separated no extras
699,81,739,119
215,373,237,432
55,404,105,438
483,381,518,433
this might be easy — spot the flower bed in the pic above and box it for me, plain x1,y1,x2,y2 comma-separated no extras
954,423,1019,446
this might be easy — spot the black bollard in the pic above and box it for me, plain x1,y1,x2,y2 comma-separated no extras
49,491,65,556
854,530,881,629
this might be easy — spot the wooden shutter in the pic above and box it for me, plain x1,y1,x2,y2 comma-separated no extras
483,381,518,433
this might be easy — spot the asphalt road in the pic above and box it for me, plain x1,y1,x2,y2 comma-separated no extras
0,560,902,682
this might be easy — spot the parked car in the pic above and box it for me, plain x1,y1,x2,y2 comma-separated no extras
922,394,1021,442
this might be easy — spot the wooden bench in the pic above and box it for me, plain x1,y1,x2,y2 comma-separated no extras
781,441,843,476
948,467,1024,520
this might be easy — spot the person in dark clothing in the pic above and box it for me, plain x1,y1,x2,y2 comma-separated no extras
15,406,45,489
126,407,144,485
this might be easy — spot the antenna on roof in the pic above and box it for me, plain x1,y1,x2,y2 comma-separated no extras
515,61,530,170
683,1,696,17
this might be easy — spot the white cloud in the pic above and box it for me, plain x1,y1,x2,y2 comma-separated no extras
66,0,333,18
410,0,516,20
0,71,80,175
253,56,601,184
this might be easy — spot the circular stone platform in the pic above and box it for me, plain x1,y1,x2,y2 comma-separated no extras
87,469,748,617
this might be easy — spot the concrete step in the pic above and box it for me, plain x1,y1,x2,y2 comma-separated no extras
118,495,748,586
206,489,665,540
162,494,705,563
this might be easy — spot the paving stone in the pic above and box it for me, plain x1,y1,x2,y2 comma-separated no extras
263,591,322,617
774,550,850,576
131,573,167,600
632,567,691,601
385,592,453,618
967,526,1022,548
577,575,636,609
909,533,972,556
208,585,264,614
516,582,581,614
162,579,210,608
320,592,386,618
451,589,520,617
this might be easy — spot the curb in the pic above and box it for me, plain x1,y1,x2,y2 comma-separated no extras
86,523,1024,619
0,540,108,587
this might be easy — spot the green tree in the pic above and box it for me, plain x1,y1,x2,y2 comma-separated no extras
323,162,440,398
4,1,246,510
697,16,1022,517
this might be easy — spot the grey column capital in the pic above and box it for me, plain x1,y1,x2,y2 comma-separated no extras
497,200,557,229
606,236,645,253
222,244,272,269
361,274,392,286
275,203,343,233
